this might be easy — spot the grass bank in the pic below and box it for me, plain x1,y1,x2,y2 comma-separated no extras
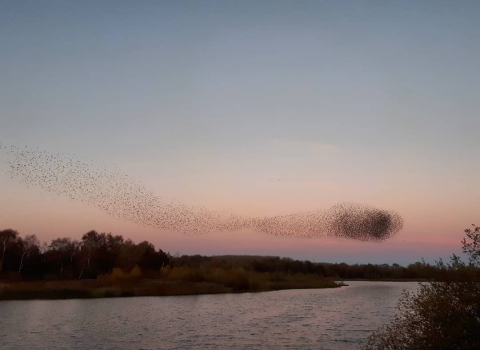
337,278,430,282
0,267,342,300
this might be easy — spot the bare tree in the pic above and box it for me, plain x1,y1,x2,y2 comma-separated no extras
50,238,80,275
78,231,103,279
18,234,39,273
0,229,18,273
38,242,49,263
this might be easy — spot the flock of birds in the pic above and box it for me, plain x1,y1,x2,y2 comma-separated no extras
0,142,403,241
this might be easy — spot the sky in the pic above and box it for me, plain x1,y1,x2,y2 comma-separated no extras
1,0,479,265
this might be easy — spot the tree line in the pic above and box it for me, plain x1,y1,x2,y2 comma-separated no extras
0,229,170,280
0,228,459,281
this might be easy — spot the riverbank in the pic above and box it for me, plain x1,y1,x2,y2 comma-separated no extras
337,278,429,282
0,269,343,300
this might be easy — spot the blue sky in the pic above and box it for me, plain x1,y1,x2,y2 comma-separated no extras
1,0,479,264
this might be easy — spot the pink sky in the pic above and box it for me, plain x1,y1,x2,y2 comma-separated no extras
0,173,472,265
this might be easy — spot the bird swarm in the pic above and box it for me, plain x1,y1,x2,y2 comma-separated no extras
0,142,403,241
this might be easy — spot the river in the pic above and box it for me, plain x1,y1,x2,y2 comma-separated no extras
0,281,419,349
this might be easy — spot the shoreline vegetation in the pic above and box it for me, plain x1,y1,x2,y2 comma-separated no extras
337,278,429,282
0,228,451,301
0,270,343,301
365,224,480,349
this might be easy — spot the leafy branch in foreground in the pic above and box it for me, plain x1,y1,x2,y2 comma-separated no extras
365,224,480,350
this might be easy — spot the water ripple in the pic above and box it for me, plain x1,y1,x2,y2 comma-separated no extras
0,281,418,350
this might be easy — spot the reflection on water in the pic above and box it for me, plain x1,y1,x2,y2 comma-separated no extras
0,281,418,350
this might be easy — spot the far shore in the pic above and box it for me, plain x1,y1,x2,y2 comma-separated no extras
336,278,429,282
0,277,434,301
0,275,344,301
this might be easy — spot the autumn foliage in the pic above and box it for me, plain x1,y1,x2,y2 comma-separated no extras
365,225,480,350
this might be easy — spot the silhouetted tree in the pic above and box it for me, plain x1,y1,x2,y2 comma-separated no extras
49,238,79,276
0,229,18,273
18,234,39,273
365,224,480,350
79,230,103,279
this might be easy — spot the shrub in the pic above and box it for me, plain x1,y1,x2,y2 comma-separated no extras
365,225,480,350
101,265,142,281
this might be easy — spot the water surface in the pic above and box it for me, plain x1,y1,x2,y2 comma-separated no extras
0,281,419,349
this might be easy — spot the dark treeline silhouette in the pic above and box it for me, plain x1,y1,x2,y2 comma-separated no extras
0,229,170,281
0,228,453,282
173,255,443,281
